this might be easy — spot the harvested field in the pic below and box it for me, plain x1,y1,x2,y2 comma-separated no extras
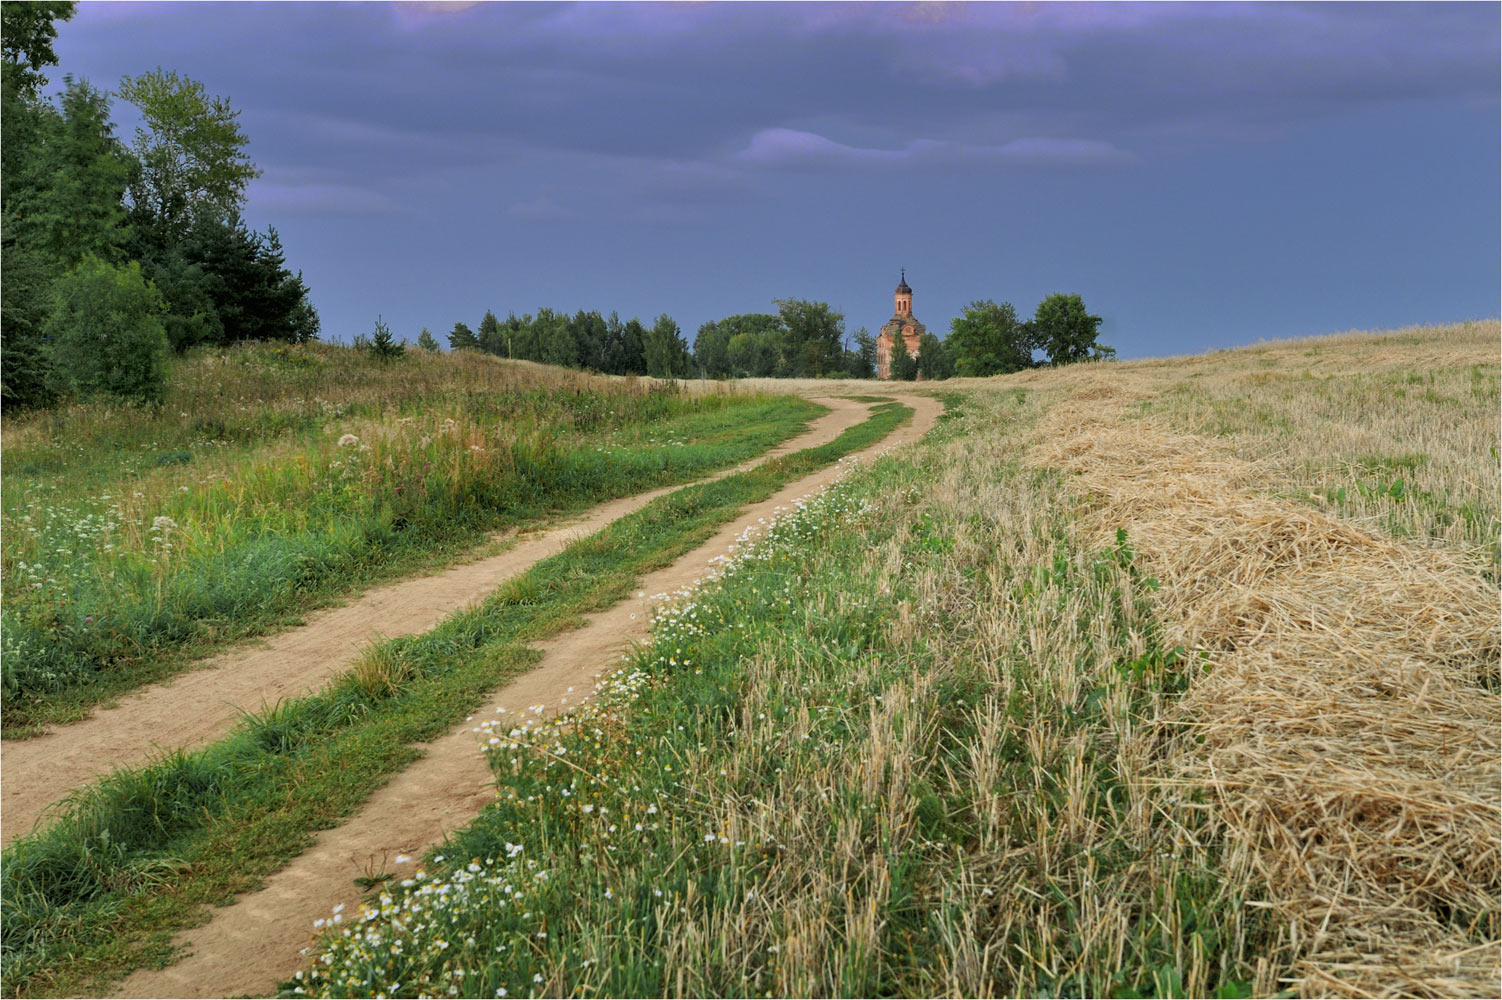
1025,323,1499,996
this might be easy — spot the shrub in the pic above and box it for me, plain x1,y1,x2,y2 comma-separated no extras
44,257,169,406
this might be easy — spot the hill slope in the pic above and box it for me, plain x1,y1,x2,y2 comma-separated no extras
292,321,1496,999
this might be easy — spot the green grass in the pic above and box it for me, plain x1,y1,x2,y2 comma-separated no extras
0,399,913,999
287,388,1259,999
3,342,824,734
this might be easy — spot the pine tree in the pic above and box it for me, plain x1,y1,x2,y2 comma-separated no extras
447,321,478,351
368,315,405,361
416,326,439,352
890,338,919,381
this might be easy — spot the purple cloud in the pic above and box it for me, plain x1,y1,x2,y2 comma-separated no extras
736,128,1134,169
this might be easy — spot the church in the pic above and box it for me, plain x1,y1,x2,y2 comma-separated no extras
876,270,925,379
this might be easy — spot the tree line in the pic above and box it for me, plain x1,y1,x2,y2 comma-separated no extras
2,1,318,409
408,296,862,381
412,291,1111,383
429,309,693,378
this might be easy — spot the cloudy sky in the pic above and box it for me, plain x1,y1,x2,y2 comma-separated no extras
49,1,1500,357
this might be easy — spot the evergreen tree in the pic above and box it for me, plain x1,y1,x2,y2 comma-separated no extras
604,317,647,375
916,333,953,380
10,76,131,267
166,217,317,346
448,321,479,351
416,326,440,352
149,253,222,352
847,327,877,378
477,309,504,355
889,339,919,381
0,243,58,408
367,315,405,361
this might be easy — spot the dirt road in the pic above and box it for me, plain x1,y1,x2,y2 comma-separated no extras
111,392,942,999
1,398,868,848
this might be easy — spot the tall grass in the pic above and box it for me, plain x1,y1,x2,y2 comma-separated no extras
292,389,1259,999
0,401,913,999
2,342,817,731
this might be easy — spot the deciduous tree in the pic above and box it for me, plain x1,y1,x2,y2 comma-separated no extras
774,298,843,377
1,0,74,98
946,300,1032,377
45,256,169,405
117,68,260,237
643,314,690,378
1033,292,1112,365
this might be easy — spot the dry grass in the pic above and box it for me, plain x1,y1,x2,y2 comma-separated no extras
1013,319,1500,561
1028,343,1500,996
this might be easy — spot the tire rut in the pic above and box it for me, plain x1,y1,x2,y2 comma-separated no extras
1,398,867,848
110,393,942,999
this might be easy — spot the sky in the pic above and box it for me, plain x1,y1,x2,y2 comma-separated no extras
45,1,1501,359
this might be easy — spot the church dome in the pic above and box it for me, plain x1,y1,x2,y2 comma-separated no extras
895,268,911,294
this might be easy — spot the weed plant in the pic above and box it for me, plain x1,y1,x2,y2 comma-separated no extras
291,390,1259,999
2,342,818,732
0,400,912,998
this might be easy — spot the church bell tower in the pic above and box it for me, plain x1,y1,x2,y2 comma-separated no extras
877,269,926,379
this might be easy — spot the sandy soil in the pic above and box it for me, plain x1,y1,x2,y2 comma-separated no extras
0,397,868,848
109,392,941,999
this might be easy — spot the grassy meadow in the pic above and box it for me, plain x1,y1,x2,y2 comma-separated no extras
0,391,913,997
288,321,1496,999
1,342,821,734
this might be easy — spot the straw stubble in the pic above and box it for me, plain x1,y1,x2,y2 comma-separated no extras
1030,377,1499,998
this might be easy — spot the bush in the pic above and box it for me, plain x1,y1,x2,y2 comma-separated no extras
44,257,169,406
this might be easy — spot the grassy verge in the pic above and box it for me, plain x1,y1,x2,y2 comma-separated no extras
0,400,913,999
289,388,1260,999
3,353,820,734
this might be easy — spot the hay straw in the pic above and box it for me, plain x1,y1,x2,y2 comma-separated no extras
1028,389,1501,998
